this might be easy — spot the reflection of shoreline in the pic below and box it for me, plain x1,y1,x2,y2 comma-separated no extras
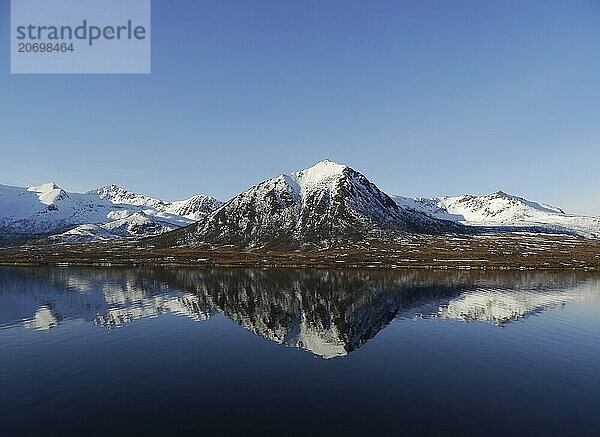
2,268,599,358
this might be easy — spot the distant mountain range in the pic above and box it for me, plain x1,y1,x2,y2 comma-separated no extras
1,160,598,248
393,191,600,239
0,182,222,245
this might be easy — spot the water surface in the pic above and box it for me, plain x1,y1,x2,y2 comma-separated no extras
1,267,599,435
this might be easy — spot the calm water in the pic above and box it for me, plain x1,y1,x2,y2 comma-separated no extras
0,267,599,436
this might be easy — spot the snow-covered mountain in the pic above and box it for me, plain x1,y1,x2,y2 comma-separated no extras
393,191,600,239
166,194,224,221
0,182,222,245
91,184,222,220
157,160,462,250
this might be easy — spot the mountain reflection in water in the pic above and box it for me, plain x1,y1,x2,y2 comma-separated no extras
1,267,599,359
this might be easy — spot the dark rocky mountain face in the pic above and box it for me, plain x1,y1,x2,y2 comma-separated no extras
155,160,463,250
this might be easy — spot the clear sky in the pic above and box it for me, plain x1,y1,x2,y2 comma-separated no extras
1,0,599,215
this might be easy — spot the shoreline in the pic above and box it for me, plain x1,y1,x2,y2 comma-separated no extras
0,262,597,272
1,232,599,271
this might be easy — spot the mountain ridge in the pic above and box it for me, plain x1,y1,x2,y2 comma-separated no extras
0,182,222,245
1,160,599,248
393,191,600,239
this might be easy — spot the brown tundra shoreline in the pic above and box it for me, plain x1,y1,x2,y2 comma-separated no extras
1,233,599,270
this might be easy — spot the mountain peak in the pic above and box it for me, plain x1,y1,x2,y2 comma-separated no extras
303,159,347,173
27,182,60,193
93,184,129,195
292,160,349,192
490,190,511,198
26,182,69,206
103,183,123,190
91,184,164,207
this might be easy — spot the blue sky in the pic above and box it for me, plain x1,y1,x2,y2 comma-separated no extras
1,0,599,215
